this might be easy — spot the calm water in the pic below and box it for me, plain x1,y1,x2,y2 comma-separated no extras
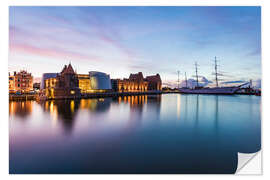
9,94,261,174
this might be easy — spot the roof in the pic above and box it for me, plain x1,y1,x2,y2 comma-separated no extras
129,72,144,81
146,74,161,82
61,63,75,74
89,71,109,77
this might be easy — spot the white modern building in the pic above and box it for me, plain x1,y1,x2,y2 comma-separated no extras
89,71,112,90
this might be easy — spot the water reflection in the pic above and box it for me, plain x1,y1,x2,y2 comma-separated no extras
80,98,111,113
9,101,33,118
9,94,261,174
41,100,80,133
215,95,219,139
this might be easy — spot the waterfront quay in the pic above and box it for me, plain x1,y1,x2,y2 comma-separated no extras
41,90,163,100
81,91,162,99
9,91,163,101
9,63,261,101
9,94,37,101
9,90,260,102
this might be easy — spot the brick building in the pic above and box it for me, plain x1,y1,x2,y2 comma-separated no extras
111,72,148,92
145,74,162,91
9,70,33,93
111,72,162,92
45,64,80,98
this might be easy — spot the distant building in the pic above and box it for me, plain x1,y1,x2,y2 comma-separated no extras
9,70,33,93
145,74,162,91
33,83,41,90
44,63,80,98
77,74,91,93
40,73,58,89
89,71,112,92
111,72,162,92
111,72,148,92
43,67,113,97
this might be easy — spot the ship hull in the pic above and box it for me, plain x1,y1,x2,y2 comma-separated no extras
179,87,239,95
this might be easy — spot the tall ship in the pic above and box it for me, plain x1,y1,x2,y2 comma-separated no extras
179,57,247,95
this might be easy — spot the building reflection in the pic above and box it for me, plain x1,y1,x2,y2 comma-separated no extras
114,95,147,126
115,95,161,126
9,101,33,118
79,98,111,113
129,95,145,125
39,98,112,133
40,100,80,133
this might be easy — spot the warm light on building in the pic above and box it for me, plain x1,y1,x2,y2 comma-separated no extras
111,72,148,92
9,70,33,93
77,74,92,93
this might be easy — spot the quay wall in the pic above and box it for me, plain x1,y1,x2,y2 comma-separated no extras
43,91,163,100
9,94,37,101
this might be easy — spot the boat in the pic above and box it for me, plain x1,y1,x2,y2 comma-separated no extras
178,57,248,95
179,86,239,95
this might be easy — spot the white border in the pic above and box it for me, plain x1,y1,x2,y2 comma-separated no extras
1,0,269,179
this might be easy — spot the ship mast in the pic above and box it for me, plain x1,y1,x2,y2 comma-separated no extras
195,62,199,88
185,72,188,88
214,56,219,87
177,70,180,89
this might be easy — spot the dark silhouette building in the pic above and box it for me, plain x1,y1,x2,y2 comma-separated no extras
45,64,80,98
145,74,162,91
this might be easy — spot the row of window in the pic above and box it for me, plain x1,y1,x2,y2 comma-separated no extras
16,84,30,87
9,78,32,82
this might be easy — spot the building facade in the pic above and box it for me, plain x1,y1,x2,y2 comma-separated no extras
145,74,162,91
89,71,112,92
111,72,148,92
77,74,91,93
43,67,113,98
9,70,33,93
41,73,58,89
45,64,80,99
111,72,162,92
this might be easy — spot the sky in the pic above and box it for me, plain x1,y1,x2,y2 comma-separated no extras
9,6,261,88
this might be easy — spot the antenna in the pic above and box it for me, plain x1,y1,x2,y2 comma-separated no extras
177,70,180,89
185,72,188,88
195,62,199,88
214,56,219,87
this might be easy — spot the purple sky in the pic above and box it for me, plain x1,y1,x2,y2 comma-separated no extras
9,6,261,87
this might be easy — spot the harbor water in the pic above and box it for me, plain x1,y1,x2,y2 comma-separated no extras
9,94,261,174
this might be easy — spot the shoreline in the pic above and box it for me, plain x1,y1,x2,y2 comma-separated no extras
9,91,260,101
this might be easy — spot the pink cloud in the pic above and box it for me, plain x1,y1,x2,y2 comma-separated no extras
9,43,101,62
78,13,138,60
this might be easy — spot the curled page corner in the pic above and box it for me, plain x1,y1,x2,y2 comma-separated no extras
236,151,262,175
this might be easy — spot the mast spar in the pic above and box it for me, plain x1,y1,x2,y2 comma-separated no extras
195,62,199,88
177,70,180,89
214,56,219,87
185,72,188,88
